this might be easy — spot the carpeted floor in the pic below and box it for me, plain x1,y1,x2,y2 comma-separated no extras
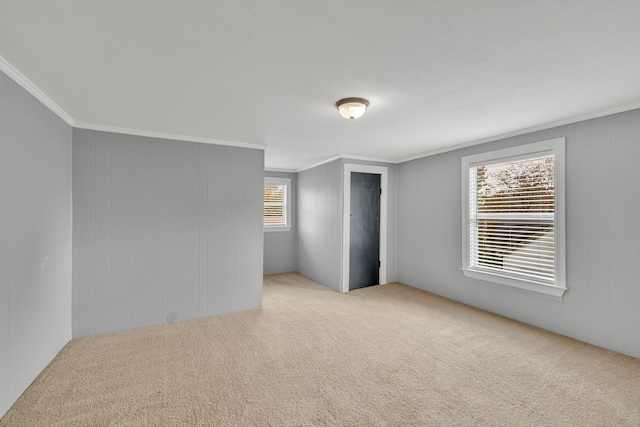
2,272,639,426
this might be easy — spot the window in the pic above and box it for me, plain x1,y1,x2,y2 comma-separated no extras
461,138,566,297
264,177,291,232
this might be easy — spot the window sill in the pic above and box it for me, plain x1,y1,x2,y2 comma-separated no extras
264,226,291,233
462,268,567,298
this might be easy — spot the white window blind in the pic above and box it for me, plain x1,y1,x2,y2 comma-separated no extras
264,184,286,225
264,177,291,231
470,155,555,283
461,138,566,297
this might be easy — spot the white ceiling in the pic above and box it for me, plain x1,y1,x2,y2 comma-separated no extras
1,1,639,171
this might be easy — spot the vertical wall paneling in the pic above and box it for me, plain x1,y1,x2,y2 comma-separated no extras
223,146,237,311
297,166,312,281
237,150,248,308
624,110,640,357
399,153,463,301
138,137,160,328
263,171,298,275
1,71,72,419
587,117,611,347
72,130,264,338
247,148,265,308
397,108,640,359
607,113,629,353
94,131,112,335
298,162,335,289
236,150,247,309
0,71,10,417
182,142,200,320
207,144,226,316
234,148,247,309
72,129,96,338
166,141,182,324
110,134,125,331
327,160,343,289
121,136,140,331
198,143,208,316
397,161,426,294
155,139,169,325
550,122,590,342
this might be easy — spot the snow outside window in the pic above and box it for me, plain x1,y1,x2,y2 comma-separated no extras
461,138,566,298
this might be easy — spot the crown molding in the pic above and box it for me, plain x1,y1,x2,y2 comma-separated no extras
264,167,298,173
295,154,398,173
340,154,398,165
398,100,640,164
0,55,75,126
295,155,344,172
73,122,267,150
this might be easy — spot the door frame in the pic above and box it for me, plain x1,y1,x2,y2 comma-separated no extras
342,164,388,293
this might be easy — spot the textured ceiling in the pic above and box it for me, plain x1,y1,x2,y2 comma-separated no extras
1,1,639,170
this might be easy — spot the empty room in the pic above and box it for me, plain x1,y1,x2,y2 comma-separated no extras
1,1,640,425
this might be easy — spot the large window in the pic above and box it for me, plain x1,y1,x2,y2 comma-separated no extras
264,177,291,232
461,138,566,297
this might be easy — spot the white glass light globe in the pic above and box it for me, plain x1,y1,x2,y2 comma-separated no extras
336,98,369,120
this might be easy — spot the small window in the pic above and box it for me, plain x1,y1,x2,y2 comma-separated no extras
264,177,291,232
461,138,566,297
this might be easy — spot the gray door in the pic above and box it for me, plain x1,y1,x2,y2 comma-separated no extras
349,172,381,290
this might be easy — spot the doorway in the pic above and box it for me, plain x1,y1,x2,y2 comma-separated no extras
342,164,388,293
349,172,381,290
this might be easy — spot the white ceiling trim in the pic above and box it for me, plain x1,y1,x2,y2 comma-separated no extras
0,54,74,126
264,167,298,173
399,100,640,164
74,122,267,150
339,154,398,165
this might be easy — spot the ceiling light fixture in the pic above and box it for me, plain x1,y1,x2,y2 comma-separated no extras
336,97,369,120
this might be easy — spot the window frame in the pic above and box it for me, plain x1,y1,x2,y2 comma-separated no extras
461,138,566,298
263,177,291,232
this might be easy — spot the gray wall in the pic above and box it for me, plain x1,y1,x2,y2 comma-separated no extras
0,71,72,418
397,108,640,359
297,158,398,292
297,159,343,291
72,129,264,338
263,171,298,274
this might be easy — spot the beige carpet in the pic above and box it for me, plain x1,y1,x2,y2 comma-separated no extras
2,273,639,426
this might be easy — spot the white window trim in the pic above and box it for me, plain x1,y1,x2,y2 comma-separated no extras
461,138,567,298
264,177,291,232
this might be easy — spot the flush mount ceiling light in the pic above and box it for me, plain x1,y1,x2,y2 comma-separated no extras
336,97,369,120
